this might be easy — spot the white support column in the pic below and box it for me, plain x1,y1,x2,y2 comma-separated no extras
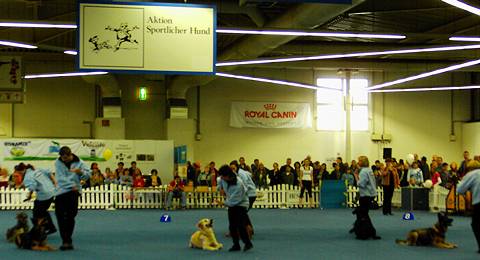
345,71,352,163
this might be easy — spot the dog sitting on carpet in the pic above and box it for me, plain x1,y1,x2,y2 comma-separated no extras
190,218,223,251
396,212,457,249
15,217,55,251
6,212,29,243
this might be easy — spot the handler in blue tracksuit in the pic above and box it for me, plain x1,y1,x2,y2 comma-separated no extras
54,146,91,250
22,164,57,234
218,165,253,252
457,163,480,254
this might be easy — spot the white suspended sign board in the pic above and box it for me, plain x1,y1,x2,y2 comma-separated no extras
78,1,216,74
230,102,313,128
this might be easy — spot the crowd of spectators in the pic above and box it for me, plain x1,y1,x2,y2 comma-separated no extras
0,161,162,190
1,150,478,193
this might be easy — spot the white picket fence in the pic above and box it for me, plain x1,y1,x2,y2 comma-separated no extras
345,185,451,212
0,184,320,210
0,184,451,211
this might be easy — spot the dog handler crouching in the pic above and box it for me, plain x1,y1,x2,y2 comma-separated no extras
55,146,91,250
22,164,57,235
457,160,480,254
218,165,253,252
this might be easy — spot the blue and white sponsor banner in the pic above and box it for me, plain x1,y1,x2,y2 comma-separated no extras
230,102,312,128
78,1,216,74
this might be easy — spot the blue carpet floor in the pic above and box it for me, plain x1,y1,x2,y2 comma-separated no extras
0,208,478,260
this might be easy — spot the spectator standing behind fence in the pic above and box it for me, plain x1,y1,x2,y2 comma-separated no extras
115,162,124,179
129,161,142,177
22,164,57,235
209,162,218,187
90,163,104,187
408,161,424,186
120,168,132,186
239,157,251,172
381,160,399,216
150,169,162,187
282,165,295,186
165,175,186,210
268,162,281,186
9,165,25,189
293,161,301,186
298,159,314,208
397,159,409,187
354,155,381,240
55,146,91,250
251,159,259,175
133,173,145,188
104,169,119,185
459,151,471,179
197,166,212,186
457,160,480,254
256,163,269,189
342,168,356,187
0,167,9,188
420,156,430,181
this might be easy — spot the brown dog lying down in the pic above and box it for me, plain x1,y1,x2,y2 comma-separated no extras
15,217,55,251
396,212,457,249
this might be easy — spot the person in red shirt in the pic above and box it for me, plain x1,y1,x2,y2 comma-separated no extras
164,175,186,210
133,173,145,188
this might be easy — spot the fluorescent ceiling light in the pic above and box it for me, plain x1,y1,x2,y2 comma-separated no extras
0,40,37,49
442,0,480,16
216,28,406,39
64,50,78,55
369,85,480,93
0,22,77,29
216,44,480,67
450,36,480,42
368,59,480,90
216,72,321,90
24,71,108,79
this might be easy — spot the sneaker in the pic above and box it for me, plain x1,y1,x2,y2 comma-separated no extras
60,244,74,251
228,245,241,252
243,243,253,252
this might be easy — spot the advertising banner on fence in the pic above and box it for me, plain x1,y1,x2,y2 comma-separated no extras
79,2,216,74
230,102,312,128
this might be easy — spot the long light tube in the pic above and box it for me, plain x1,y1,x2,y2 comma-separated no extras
367,59,480,90
369,85,480,93
64,50,78,55
216,28,406,39
216,44,480,67
0,22,77,29
0,40,37,49
24,71,108,79
442,0,480,16
216,72,322,90
450,36,480,42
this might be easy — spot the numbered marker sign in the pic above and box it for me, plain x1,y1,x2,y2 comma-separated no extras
160,214,171,223
403,212,415,220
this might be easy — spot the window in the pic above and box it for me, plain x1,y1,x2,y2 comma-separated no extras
316,78,369,131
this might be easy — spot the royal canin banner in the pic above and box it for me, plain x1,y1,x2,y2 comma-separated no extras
230,102,312,128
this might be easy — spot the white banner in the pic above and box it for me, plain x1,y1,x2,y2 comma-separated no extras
230,102,312,128
79,2,215,74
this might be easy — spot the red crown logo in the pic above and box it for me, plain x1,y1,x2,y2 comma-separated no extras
264,103,277,110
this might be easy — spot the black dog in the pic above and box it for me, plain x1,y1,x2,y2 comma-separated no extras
350,208,381,240
6,212,29,243
396,212,457,249
15,218,55,251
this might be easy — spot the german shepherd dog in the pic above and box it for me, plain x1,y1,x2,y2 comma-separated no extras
15,217,55,251
6,212,29,243
396,212,457,249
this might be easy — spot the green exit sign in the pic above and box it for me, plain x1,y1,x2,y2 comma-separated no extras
139,87,147,101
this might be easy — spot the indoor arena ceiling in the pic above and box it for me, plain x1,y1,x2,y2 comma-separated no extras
1,0,480,69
